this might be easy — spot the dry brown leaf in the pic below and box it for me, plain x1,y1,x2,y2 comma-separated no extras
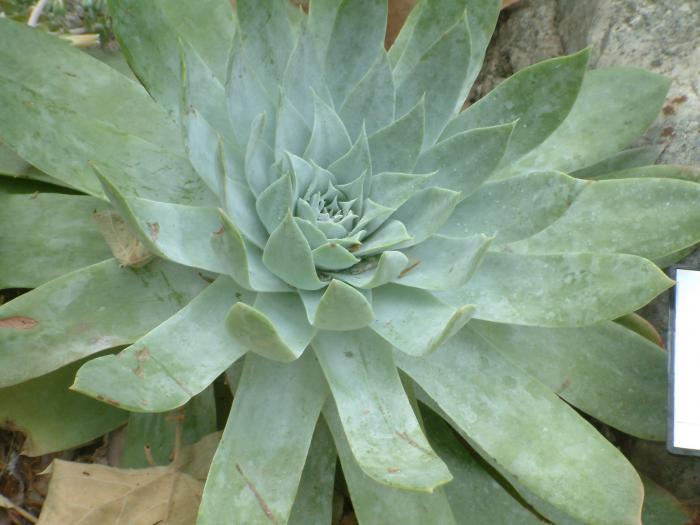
92,210,154,268
37,432,222,525
0,317,37,330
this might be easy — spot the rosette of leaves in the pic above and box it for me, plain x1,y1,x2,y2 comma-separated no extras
1,0,699,523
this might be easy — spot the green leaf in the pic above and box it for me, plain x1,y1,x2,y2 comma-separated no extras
438,251,672,326
440,171,585,244
324,0,387,107
471,319,667,440
0,193,112,288
0,140,29,176
324,402,457,525
226,292,316,362
340,51,396,138
198,351,327,525
0,357,127,457
641,475,694,525
396,234,491,290
109,0,234,135
391,187,461,247
395,14,471,146
369,96,425,174
314,328,451,491
236,0,295,97
182,109,229,196
300,280,374,331
422,408,548,525
304,94,353,167
354,220,413,256
0,259,206,387
371,284,475,356
508,177,700,261
312,243,361,270
597,164,700,182
245,113,276,196
119,388,217,468
441,50,590,164
256,172,295,233
73,277,251,412
333,251,410,289
390,0,499,103
0,19,208,204
571,145,663,179
369,172,434,209
396,327,645,525
328,127,372,185
502,68,671,177
263,213,326,290
287,419,337,525
415,123,514,196
275,95,313,159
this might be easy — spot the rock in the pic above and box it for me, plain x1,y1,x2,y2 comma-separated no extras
558,0,700,167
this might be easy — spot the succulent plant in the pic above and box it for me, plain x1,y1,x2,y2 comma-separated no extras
1,0,700,523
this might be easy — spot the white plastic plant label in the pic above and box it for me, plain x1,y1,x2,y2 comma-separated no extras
669,268,700,455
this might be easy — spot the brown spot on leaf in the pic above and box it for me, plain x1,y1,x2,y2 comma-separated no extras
661,126,675,137
387,467,400,474
344,351,354,358
213,225,225,235
137,348,150,362
147,222,160,241
348,243,362,253
0,316,38,330
557,378,571,393
398,260,421,278
133,366,144,379
662,105,676,116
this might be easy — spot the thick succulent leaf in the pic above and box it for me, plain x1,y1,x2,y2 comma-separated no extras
415,123,514,196
304,95,353,167
641,475,694,525
73,277,251,412
245,114,276,196
255,172,294,233
283,25,331,127
0,259,205,387
226,36,277,148
0,140,29,176
354,220,413,256
226,292,316,362
263,213,326,290
368,97,425,174
422,408,549,525
502,68,671,177
340,52,396,138
328,127,372,185
597,164,700,182
98,172,289,291
615,312,664,348
371,284,475,356
396,234,491,290
0,193,112,289
0,357,127,457
0,19,209,204
396,328,645,525
471,319,667,440
369,172,434,208
391,187,461,247
571,145,663,179
287,419,337,525
109,0,234,132
275,96,313,159
438,251,672,326
441,50,590,165
441,171,585,244
120,389,217,468
324,0,388,107
333,251,409,289
299,280,374,331
314,329,451,491
182,109,229,196
236,0,295,98
324,402,457,525
508,178,700,261
312,243,360,270
198,351,327,525
390,0,499,100
395,14,471,146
